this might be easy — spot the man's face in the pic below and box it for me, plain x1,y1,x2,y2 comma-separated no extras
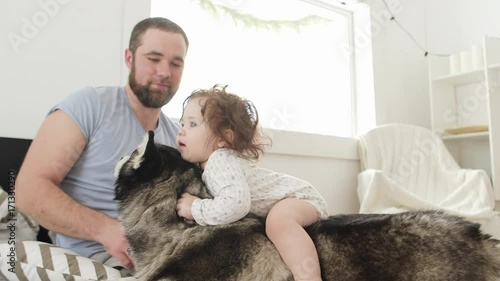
127,28,187,108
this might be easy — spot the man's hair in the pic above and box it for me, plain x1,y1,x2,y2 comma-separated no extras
182,85,271,160
129,17,189,54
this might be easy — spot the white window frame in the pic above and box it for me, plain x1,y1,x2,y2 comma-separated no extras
244,0,375,160
269,0,373,160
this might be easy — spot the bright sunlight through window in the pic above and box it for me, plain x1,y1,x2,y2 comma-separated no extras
153,0,354,137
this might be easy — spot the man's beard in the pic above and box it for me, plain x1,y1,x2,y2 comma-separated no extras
128,64,176,108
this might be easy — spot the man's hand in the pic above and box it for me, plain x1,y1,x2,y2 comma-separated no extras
176,192,199,220
96,219,134,270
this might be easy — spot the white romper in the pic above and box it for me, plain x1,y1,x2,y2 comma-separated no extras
191,148,329,226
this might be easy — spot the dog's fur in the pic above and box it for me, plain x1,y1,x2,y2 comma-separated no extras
114,131,500,281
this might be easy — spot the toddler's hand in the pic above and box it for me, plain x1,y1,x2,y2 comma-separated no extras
176,192,199,220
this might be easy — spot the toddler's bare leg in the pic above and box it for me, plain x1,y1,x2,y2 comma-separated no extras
266,198,322,281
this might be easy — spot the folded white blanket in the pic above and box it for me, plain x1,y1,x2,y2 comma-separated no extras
357,124,496,223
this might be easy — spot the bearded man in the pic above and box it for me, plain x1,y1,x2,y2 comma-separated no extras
16,17,189,275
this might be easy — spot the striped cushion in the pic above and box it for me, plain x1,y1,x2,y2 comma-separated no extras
0,241,132,281
0,187,39,243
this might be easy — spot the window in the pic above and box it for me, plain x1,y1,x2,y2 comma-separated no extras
152,0,373,138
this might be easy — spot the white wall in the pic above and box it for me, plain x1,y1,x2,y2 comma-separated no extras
0,0,150,139
261,154,360,215
424,0,500,54
261,130,361,215
368,0,500,128
0,0,361,215
367,0,430,128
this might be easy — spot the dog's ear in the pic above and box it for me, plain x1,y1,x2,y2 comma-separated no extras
142,130,161,167
131,130,161,171
114,130,161,178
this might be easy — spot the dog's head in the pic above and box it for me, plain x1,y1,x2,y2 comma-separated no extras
114,131,210,209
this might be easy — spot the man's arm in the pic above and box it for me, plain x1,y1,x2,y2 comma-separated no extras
16,110,133,269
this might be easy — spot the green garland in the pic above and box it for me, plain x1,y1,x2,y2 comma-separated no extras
198,0,332,32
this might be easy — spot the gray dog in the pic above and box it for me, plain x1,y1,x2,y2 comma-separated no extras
114,131,500,281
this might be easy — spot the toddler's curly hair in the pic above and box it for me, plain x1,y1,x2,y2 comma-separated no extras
182,84,271,160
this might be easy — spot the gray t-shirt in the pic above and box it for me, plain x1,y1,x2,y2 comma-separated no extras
49,86,179,257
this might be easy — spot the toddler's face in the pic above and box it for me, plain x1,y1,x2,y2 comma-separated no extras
176,98,218,169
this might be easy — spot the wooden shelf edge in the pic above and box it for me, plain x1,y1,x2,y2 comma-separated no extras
441,131,489,141
488,63,500,71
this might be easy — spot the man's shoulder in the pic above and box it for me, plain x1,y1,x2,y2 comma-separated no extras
92,86,123,94
50,86,126,126
61,86,123,104
80,86,123,99
56,86,122,109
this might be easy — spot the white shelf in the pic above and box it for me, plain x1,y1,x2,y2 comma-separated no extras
431,62,500,87
429,36,500,200
441,131,489,141
432,69,484,85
